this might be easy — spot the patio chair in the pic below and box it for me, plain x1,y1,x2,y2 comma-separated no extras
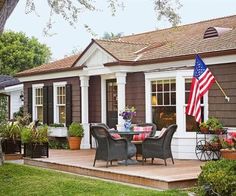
131,123,157,160
90,124,128,167
142,124,177,166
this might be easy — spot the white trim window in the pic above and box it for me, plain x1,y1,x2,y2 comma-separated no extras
53,82,67,124
151,79,176,130
32,84,44,122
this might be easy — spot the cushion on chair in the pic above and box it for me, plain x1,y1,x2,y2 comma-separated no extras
110,133,121,139
133,126,153,141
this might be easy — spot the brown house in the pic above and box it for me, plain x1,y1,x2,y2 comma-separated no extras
16,15,236,159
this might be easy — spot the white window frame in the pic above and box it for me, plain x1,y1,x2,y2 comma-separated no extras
53,81,67,124
145,69,208,137
32,84,44,121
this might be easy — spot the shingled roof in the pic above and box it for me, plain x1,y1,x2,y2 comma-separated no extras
0,75,20,89
16,54,81,77
17,15,236,77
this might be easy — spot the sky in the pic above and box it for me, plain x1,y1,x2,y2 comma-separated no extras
4,0,236,60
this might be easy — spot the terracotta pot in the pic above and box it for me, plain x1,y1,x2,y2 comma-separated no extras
200,127,209,134
68,137,81,150
220,149,236,160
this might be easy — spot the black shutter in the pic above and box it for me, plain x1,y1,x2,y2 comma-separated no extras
66,84,72,127
43,86,48,124
47,86,54,125
27,87,32,121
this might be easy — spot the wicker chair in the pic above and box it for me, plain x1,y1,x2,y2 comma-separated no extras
90,124,128,167
132,123,157,160
142,124,177,166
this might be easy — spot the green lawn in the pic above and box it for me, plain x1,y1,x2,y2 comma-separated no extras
0,163,187,196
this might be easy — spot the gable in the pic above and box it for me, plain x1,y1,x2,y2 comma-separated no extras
73,42,117,68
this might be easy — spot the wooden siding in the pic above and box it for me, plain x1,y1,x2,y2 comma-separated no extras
209,63,236,127
126,72,145,123
23,77,81,123
89,76,101,122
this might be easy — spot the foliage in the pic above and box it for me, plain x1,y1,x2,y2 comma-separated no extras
221,132,236,150
15,113,31,126
0,95,8,122
13,106,24,119
25,1,181,36
119,106,136,120
199,122,209,129
197,160,236,196
68,122,84,137
48,139,68,149
0,121,22,141
21,123,48,144
49,123,64,127
0,163,187,196
102,32,123,40
206,117,223,131
0,31,51,75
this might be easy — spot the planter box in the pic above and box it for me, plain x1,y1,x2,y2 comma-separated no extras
48,127,68,137
2,139,21,154
23,142,49,158
220,149,236,160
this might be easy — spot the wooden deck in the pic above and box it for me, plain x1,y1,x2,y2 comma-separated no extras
24,149,204,190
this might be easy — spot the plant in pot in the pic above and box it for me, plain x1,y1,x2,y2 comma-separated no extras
220,132,236,160
199,122,209,134
21,122,49,158
0,121,22,154
68,122,84,150
206,117,223,134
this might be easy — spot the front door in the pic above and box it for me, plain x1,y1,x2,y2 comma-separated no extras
106,79,118,129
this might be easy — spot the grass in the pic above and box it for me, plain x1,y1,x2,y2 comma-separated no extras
0,163,188,196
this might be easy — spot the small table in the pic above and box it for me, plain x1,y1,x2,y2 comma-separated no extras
109,130,144,165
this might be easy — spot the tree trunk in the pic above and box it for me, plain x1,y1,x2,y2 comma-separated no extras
0,138,3,166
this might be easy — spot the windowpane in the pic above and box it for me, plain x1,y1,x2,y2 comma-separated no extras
37,106,43,122
157,93,163,105
152,106,176,130
171,80,176,91
59,106,66,124
157,81,162,91
164,93,170,105
164,80,169,91
171,93,176,105
152,94,157,105
151,81,156,92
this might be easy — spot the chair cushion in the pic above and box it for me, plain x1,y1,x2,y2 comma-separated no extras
133,126,153,141
110,133,121,139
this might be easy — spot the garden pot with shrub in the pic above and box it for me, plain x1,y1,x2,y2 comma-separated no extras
21,122,49,158
68,122,84,150
199,122,209,134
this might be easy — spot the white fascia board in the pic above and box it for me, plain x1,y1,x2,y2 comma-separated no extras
74,42,117,67
4,84,23,92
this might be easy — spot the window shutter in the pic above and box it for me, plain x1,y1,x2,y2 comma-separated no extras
27,87,32,121
47,86,54,125
66,84,72,127
43,86,48,124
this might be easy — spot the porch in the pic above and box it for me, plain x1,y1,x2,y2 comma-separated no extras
24,149,204,190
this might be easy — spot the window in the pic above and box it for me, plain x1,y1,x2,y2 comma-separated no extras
54,83,66,124
151,79,176,130
34,87,43,122
185,79,205,132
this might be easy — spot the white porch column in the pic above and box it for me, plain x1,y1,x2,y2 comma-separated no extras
80,76,90,149
116,72,127,125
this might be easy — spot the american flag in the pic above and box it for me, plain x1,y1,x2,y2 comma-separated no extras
186,55,215,123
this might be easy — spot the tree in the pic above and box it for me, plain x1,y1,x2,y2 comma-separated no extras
24,0,182,36
0,31,51,75
102,32,123,40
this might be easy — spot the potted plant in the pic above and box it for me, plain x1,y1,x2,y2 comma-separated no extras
220,132,236,160
21,122,49,158
206,117,223,134
68,122,84,150
0,121,22,154
199,122,209,134
209,136,221,151
48,123,68,137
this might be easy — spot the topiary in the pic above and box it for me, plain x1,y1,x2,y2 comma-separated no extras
198,160,236,196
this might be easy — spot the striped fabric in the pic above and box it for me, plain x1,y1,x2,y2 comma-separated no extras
133,126,153,141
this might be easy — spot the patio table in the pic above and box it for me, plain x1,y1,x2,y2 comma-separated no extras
109,130,145,165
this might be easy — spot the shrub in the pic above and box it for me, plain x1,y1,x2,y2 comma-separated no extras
21,125,48,144
68,122,84,137
198,160,236,196
49,123,65,127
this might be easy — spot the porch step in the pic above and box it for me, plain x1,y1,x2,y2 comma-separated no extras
24,158,197,190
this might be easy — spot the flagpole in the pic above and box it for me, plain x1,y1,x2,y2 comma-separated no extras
193,50,230,102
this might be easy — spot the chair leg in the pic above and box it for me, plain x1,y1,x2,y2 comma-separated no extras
93,158,96,167
171,156,174,164
142,157,144,165
106,160,109,168
151,158,154,164
110,161,112,165
164,159,167,166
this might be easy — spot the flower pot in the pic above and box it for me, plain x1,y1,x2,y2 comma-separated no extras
24,142,49,158
2,139,21,154
200,127,209,134
68,137,81,150
220,149,236,160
